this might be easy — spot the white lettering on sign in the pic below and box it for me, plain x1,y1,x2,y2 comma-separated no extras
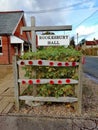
38,35,70,46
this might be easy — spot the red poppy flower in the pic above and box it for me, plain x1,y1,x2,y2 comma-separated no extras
65,62,69,66
36,79,40,84
49,61,54,66
57,62,62,66
38,60,42,65
66,79,70,83
72,62,76,66
28,80,33,84
22,80,26,84
58,80,62,84
49,80,54,84
28,60,33,65
20,61,25,65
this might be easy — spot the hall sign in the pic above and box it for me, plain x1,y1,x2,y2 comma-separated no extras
38,35,69,46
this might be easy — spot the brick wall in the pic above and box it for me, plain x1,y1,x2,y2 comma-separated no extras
14,17,28,42
0,36,9,64
0,36,16,64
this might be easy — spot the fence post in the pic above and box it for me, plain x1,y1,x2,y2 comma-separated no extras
78,57,83,114
13,56,20,111
13,58,82,113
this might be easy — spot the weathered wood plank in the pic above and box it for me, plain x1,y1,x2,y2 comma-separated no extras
19,96,78,103
77,60,83,114
3,97,15,103
1,88,14,96
0,96,14,113
2,102,14,114
0,98,9,113
72,59,82,114
21,25,72,32
13,56,20,110
18,79,78,84
0,87,9,95
0,96,3,101
17,60,79,67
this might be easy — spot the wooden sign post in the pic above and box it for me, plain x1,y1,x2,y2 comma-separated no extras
21,17,72,97
21,17,72,96
13,17,82,114
21,16,72,52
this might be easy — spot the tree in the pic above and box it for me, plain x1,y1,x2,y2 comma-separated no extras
79,38,86,46
69,36,75,48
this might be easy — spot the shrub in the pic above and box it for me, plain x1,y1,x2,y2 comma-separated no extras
21,46,82,97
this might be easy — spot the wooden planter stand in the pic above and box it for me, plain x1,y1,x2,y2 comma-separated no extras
13,56,83,114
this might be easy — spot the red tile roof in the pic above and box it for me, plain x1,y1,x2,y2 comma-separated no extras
86,40,98,45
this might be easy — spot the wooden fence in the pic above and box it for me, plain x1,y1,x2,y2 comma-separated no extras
82,47,98,56
13,56,83,114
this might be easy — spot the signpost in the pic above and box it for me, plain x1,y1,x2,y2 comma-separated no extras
21,16,72,97
21,16,72,52
13,17,82,114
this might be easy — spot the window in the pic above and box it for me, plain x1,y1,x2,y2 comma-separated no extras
0,37,2,53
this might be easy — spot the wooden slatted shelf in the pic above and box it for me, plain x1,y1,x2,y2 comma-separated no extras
13,56,82,114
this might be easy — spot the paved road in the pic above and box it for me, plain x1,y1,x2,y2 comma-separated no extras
83,56,98,79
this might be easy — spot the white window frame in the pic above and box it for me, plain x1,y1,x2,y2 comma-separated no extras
0,37,3,55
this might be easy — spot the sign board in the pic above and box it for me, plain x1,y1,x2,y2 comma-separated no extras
37,35,70,46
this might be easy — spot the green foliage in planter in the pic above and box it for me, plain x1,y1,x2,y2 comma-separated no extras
21,46,81,61
37,84,75,98
21,46,82,97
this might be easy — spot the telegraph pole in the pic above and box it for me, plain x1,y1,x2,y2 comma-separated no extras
77,33,79,44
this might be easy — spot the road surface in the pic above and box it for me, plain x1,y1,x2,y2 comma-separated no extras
83,56,98,79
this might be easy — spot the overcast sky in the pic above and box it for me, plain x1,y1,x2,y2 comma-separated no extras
0,0,98,43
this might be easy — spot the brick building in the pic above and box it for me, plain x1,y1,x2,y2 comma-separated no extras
0,11,30,64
